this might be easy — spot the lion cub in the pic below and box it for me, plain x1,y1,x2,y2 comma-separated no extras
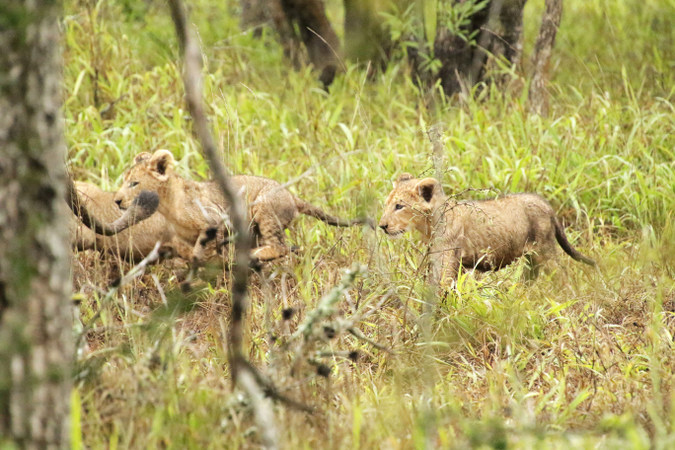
113,150,367,263
379,173,595,280
71,181,180,261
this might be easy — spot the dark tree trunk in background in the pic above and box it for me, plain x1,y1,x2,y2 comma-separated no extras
412,0,528,97
280,0,341,87
343,0,390,68
0,1,73,447
241,0,564,103
241,0,340,88
528,0,563,115
498,0,527,69
240,0,270,35
434,1,492,96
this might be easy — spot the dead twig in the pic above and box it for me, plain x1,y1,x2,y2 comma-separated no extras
168,1,290,446
237,367,279,449
77,241,163,348
167,0,252,384
292,264,366,341
347,327,392,353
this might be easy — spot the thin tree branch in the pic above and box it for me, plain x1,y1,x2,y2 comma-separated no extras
237,367,279,449
292,264,366,341
167,0,252,383
347,327,392,353
241,359,315,414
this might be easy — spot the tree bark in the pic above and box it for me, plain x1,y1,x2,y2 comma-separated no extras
0,1,73,447
343,0,390,67
246,0,340,87
498,0,527,69
240,0,271,34
433,0,491,96
528,0,563,116
248,0,532,93
408,0,528,96
281,0,341,87
468,0,505,87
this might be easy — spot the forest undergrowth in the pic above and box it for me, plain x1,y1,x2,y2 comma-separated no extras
65,0,674,447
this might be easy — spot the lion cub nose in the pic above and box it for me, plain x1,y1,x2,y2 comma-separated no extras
379,224,388,232
115,199,122,208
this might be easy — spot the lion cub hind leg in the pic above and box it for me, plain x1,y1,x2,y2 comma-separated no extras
251,221,290,262
248,200,295,263
523,240,558,280
523,253,542,281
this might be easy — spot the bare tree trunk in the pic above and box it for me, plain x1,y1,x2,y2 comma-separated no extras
498,0,527,69
343,0,390,67
281,0,341,87
0,1,73,447
409,0,528,97
528,0,563,116
248,0,340,88
240,0,270,33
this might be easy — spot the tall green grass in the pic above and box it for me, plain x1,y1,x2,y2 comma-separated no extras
66,0,674,447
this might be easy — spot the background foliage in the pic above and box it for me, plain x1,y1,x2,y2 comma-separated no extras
65,0,674,447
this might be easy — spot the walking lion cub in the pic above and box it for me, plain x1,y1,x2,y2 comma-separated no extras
113,150,367,264
379,173,595,280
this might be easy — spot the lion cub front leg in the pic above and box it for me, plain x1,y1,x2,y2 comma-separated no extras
435,236,465,285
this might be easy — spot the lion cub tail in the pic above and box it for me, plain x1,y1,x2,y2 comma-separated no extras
552,218,596,266
294,197,372,228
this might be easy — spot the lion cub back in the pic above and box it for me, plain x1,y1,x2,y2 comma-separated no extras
450,194,557,266
227,175,298,224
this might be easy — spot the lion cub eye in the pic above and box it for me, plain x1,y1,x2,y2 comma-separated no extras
128,181,139,188
394,203,404,211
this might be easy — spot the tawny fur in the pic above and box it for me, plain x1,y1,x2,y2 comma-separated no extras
113,150,366,263
72,181,181,261
378,173,595,280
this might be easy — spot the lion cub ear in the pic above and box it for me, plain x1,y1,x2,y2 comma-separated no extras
149,150,174,180
134,152,152,164
394,173,414,187
416,178,441,203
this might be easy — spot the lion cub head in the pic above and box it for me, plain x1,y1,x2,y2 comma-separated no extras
114,150,175,210
379,173,445,238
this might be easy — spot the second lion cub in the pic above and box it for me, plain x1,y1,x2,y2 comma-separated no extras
114,150,367,263
379,173,595,280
